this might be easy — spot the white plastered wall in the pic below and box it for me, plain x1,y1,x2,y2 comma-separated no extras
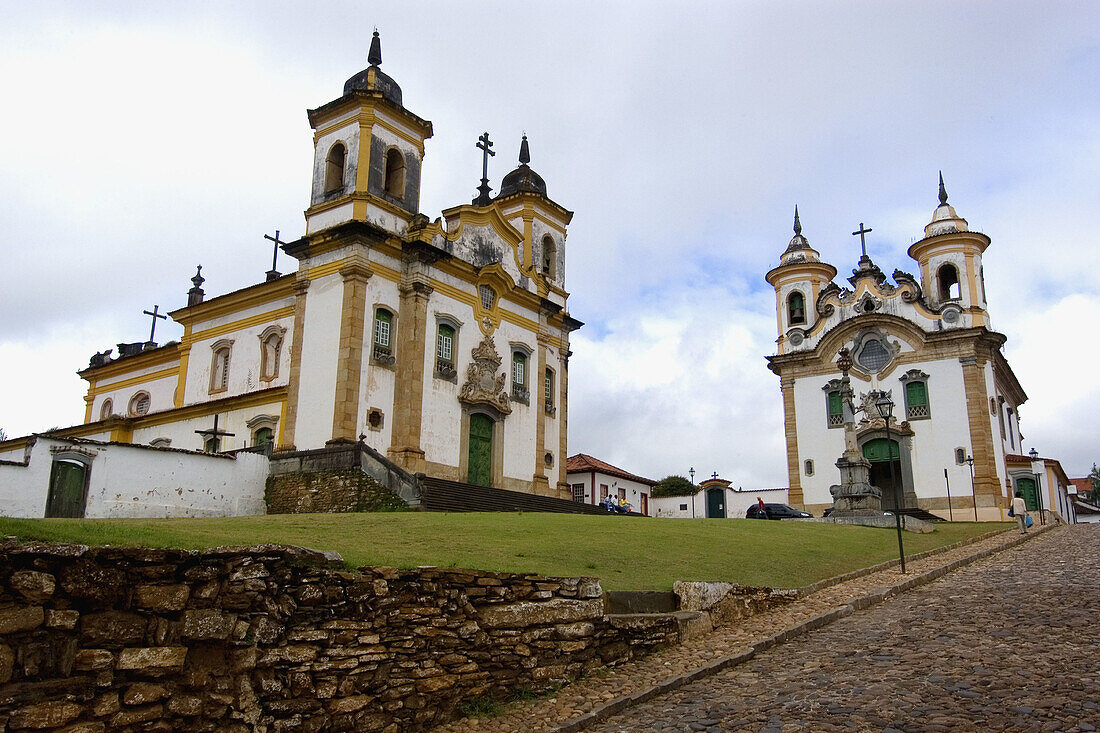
292,272,343,448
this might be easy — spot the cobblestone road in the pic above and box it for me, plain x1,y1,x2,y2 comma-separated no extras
590,524,1100,732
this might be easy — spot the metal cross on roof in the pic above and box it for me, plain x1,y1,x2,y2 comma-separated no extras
852,222,873,258
473,132,496,206
195,414,235,453
143,305,168,344
263,229,288,282
711,471,719,480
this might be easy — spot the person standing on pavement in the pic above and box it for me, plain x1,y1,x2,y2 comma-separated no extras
1011,492,1028,534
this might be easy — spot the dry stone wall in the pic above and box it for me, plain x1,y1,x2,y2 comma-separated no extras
0,541,679,732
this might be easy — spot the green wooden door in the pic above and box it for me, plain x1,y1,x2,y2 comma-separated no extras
1016,477,1038,511
706,488,726,518
467,414,494,487
863,439,903,510
862,439,900,463
46,459,87,518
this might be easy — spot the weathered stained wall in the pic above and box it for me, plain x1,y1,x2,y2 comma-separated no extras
0,542,680,732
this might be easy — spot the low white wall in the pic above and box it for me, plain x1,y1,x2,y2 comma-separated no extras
652,487,789,519
0,436,269,519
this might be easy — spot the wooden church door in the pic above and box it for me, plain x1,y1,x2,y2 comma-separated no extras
1016,477,1038,511
467,414,494,487
45,458,88,518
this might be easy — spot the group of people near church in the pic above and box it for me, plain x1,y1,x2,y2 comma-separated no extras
602,494,631,514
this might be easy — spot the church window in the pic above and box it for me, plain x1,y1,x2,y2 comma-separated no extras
479,285,495,310
572,483,585,503
259,326,284,381
204,435,221,453
826,390,843,428
324,143,346,194
373,308,394,361
541,235,557,279
804,459,814,476
856,339,890,372
128,391,151,417
384,148,405,198
99,399,113,420
1006,407,1016,449
937,263,961,301
209,341,232,394
788,291,806,325
253,427,274,448
435,323,456,379
511,351,528,403
544,367,555,413
997,399,1007,441
955,448,967,464
904,380,930,420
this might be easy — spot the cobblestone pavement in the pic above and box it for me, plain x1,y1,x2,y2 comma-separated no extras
590,523,1100,732
433,526,1057,733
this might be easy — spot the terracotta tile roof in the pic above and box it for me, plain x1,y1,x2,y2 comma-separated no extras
1071,477,1093,494
565,453,656,486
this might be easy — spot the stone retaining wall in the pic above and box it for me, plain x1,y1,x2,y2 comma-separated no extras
0,541,679,732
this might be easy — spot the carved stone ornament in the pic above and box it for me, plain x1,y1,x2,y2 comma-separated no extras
459,335,512,415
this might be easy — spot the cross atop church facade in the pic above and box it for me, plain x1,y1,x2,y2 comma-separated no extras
711,471,719,481
195,414,235,453
143,305,167,344
473,132,496,206
852,222,873,258
263,229,288,282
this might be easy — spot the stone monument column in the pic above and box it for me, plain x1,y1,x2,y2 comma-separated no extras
829,348,883,516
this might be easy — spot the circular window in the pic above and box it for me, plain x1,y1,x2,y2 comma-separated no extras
129,392,151,416
788,331,804,347
942,308,960,324
856,339,890,372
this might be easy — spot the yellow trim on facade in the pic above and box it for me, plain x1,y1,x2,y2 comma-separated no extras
136,389,288,430
313,109,428,157
190,306,295,344
78,345,181,383
91,366,180,397
308,259,346,281
170,278,295,327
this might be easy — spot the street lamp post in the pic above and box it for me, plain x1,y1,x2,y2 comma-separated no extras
689,467,696,519
875,391,905,573
1029,448,1045,526
965,454,978,522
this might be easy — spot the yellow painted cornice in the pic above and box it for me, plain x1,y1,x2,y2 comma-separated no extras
305,190,413,226
190,306,295,344
88,365,180,397
307,92,433,147
440,204,525,249
492,190,573,225
78,344,181,382
765,261,838,287
907,230,990,261
169,276,295,326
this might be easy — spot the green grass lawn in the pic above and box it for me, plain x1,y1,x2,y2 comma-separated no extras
0,514,1008,591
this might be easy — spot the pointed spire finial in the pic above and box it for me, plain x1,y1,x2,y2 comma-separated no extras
938,171,948,206
793,205,802,235
518,134,530,165
368,30,382,67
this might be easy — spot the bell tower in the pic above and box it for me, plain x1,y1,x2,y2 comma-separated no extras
304,31,434,237
765,207,837,353
907,174,992,326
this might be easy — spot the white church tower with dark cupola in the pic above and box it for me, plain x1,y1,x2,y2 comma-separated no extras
766,178,1036,520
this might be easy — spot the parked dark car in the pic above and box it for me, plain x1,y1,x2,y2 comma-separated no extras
746,503,813,520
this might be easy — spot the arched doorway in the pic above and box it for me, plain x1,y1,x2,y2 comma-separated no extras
46,457,89,518
863,438,904,511
467,413,494,487
1015,477,1038,511
706,488,726,518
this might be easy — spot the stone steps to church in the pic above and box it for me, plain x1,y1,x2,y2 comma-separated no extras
419,476,646,516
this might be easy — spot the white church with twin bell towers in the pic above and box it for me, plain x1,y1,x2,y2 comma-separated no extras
766,177,1027,521
36,32,581,500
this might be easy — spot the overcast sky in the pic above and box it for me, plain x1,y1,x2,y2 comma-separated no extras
2,2,1098,485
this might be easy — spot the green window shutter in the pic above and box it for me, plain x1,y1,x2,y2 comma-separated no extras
544,368,553,405
374,309,392,348
827,391,842,416
906,381,928,407
512,353,526,386
437,324,454,363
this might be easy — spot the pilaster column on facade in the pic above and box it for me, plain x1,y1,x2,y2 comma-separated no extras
780,376,804,507
330,255,373,443
388,263,433,473
276,276,310,452
959,354,1002,506
174,324,193,409
530,330,553,495
556,334,571,498
83,394,95,423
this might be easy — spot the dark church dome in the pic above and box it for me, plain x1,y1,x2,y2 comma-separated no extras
343,31,403,106
496,135,547,198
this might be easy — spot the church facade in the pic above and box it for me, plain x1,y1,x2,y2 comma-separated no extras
47,33,580,499
766,179,1027,520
